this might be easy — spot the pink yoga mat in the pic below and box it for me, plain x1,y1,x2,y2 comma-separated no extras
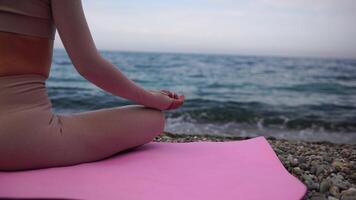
0,136,306,199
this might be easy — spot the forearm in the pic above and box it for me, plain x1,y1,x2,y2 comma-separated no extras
51,0,166,109
78,56,156,107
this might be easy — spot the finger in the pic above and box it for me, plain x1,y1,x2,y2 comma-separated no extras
160,90,171,97
173,92,178,99
170,92,176,99
161,90,174,98
164,94,185,110
160,89,169,94
177,95,185,106
166,100,175,110
161,89,169,94
168,91,178,99
170,95,185,109
168,100,178,110
169,91,177,99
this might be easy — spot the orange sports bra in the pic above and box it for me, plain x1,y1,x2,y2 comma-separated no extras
0,0,56,39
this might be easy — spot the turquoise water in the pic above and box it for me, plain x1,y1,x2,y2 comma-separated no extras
48,49,356,144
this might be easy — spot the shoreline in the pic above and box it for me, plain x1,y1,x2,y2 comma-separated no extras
154,132,356,200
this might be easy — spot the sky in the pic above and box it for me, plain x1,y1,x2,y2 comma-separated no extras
54,0,356,59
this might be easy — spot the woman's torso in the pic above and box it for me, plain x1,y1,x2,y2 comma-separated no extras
0,31,53,78
0,0,55,79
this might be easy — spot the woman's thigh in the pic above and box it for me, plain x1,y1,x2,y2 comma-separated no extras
59,105,166,162
0,105,165,171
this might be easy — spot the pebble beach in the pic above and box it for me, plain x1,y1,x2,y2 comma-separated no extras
154,132,356,200
49,50,356,199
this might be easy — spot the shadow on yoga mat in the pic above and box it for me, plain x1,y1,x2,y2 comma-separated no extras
0,136,307,200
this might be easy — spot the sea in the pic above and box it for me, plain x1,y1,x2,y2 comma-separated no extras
48,49,356,144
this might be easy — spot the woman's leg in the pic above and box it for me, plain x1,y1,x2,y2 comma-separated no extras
0,105,165,171
58,105,166,164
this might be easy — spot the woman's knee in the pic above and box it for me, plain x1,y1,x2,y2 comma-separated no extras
156,109,166,135
70,105,165,156
143,107,166,137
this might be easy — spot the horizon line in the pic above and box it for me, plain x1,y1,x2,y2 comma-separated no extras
53,48,356,61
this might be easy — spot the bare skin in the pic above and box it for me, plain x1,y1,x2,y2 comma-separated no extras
0,0,185,171
0,31,53,78
0,31,184,109
0,31,181,171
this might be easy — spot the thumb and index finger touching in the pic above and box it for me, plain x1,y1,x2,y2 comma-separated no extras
160,89,185,110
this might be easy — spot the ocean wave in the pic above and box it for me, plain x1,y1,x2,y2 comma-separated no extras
48,49,356,143
50,94,356,133
274,82,356,94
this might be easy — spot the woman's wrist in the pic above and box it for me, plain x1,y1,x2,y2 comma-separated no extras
142,89,172,110
135,89,161,109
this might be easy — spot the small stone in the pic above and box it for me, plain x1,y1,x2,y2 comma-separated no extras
341,188,356,200
288,155,299,167
341,167,351,174
330,175,350,190
320,179,331,193
311,193,327,200
317,165,326,176
350,173,356,182
311,165,317,174
325,156,333,162
298,156,307,163
300,163,309,170
303,174,313,182
312,182,321,191
340,149,351,158
314,155,324,160
329,186,340,198
332,160,347,172
292,167,302,175
304,177,319,190
311,160,320,166
275,148,284,154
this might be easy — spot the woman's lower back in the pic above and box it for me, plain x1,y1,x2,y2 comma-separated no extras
0,31,53,78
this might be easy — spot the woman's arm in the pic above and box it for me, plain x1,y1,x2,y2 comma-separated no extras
51,0,169,110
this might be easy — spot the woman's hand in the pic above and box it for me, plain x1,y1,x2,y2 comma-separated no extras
147,89,185,111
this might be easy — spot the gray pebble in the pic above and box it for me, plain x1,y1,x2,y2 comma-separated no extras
340,188,356,200
330,175,350,190
320,179,331,193
329,186,340,198
311,193,327,200
293,167,303,176
288,155,299,167
317,165,326,176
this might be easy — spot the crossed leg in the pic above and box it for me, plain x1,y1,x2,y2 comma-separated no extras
0,105,165,171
